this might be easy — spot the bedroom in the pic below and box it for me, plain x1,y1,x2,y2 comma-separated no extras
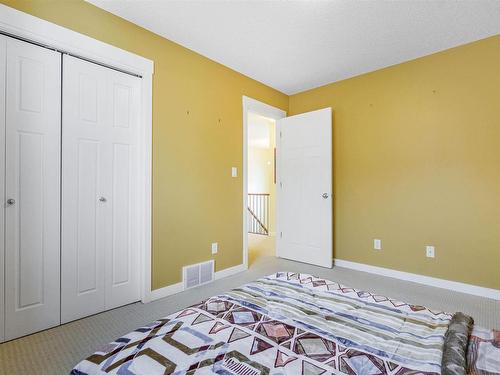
0,0,499,374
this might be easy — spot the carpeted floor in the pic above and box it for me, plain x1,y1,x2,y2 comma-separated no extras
1,252,499,374
248,233,275,265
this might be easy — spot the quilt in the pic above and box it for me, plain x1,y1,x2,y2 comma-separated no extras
467,326,500,375
71,272,498,375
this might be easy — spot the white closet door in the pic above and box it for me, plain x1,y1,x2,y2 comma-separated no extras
104,68,140,311
61,55,107,323
4,37,61,340
0,35,6,343
62,55,140,323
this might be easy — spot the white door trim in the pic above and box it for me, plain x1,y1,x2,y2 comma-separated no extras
242,96,286,269
0,5,153,75
0,4,155,304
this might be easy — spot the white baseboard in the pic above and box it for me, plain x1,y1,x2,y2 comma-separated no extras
215,263,248,280
147,263,248,302
148,281,184,302
334,258,500,301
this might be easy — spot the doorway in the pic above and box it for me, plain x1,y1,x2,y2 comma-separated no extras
243,97,333,270
247,113,276,264
242,97,286,268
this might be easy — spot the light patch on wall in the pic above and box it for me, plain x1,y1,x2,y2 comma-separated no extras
248,112,274,149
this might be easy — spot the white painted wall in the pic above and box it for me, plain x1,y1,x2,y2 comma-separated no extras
248,113,276,233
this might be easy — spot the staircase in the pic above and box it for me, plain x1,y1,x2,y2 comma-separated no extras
248,193,270,235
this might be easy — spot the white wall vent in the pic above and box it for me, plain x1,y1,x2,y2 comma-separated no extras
183,260,214,290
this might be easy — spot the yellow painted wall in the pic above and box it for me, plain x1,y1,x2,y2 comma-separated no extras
1,0,288,289
289,36,500,289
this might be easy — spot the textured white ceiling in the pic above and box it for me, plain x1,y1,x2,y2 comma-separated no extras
87,0,500,95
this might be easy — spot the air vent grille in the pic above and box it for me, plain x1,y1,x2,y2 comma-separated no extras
183,260,214,290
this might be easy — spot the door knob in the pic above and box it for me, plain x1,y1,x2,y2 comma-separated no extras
99,196,107,202
6,198,15,205
322,193,329,199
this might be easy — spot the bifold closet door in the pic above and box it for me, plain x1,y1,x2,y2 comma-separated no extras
3,37,61,340
61,55,141,323
0,36,6,343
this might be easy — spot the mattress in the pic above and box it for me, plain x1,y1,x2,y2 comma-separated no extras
71,272,500,375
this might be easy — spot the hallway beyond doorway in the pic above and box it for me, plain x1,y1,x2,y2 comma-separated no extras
248,233,275,266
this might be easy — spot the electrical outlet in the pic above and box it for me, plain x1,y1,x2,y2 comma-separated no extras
211,242,218,255
426,246,435,258
374,239,381,250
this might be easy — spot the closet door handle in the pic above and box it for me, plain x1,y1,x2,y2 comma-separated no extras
6,198,15,205
98,196,107,203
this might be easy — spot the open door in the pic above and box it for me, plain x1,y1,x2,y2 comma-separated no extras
276,108,332,268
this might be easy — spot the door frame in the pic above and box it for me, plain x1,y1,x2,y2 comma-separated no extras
0,5,155,308
242,96,286,269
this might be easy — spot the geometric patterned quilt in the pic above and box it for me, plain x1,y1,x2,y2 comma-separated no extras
467,326,500,375
70,272,496,375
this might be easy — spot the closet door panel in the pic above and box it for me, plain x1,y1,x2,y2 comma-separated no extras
61,55,107,323
0,36,6,343
17,133,44,306
4,37,61,340
76,139,101,294
111,143,131,285
105,70,140,309
62,56,141,321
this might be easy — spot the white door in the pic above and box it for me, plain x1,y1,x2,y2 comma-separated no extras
276,108,332,268
4,37,61,340
0,35,6,343
62,55,140,323
104,66,140,311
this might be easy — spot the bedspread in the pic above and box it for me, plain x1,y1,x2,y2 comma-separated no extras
71,272,494,375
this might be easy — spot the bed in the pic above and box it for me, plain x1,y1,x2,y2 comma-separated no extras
71,272,500,375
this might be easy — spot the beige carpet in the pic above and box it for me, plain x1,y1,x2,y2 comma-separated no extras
1,253,499,374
